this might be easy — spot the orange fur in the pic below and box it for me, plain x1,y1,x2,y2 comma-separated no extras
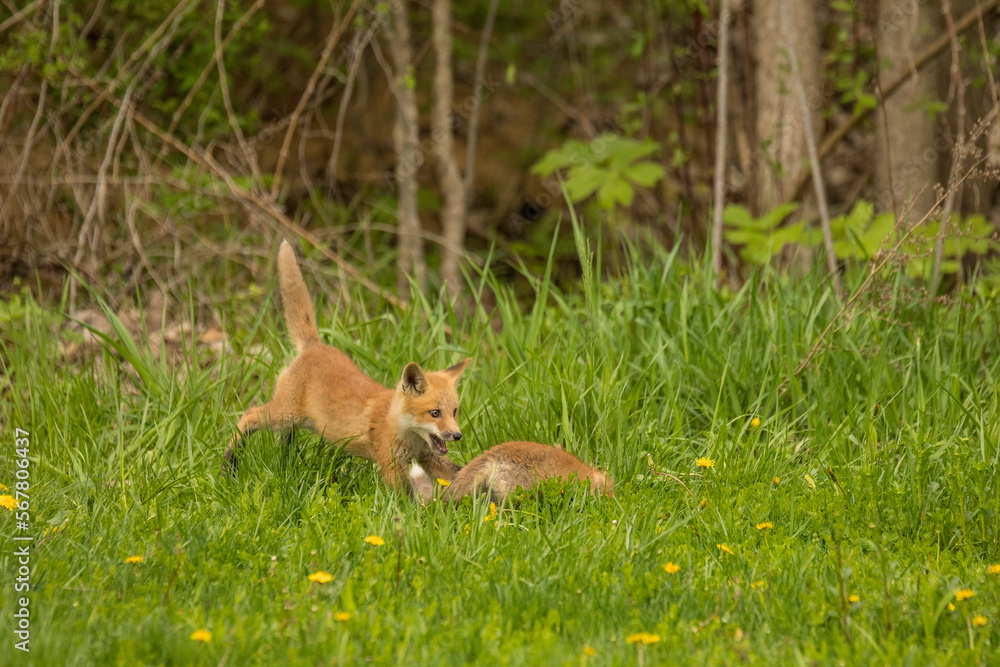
410,441,613,505
224,241,470,494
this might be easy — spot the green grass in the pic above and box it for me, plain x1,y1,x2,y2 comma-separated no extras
1,240,999,665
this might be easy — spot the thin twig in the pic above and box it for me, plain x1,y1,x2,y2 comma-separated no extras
156,0,264,165
646,454,694,497
215,0,264,190
0,81,47,228
975,0,999,113
789,0,1000,203
790,159,986,379
463,0,499,207
326,18,379,193
0,0,45,36
270,0,363,200
70,80,135,313
51,0,198,170
66,67,402,308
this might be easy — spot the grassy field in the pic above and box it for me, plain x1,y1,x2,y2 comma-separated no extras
2,238,999,665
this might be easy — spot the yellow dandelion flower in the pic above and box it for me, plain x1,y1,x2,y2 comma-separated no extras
582,646,596,656
625,632,661,644
0,495,17,511
987,564,1000,575
364,535,385,546
755,522,773,530
190,629,212,642
663,562,680,574
699,498,708,509
954,589,975,602
717,543,734,556
0,483,7,491
483,502,497,523
750,417,761,429
948,603,956,611
696,457,715,468
124,555,144,564
436,478,451,487
773,477,780,485
334,611,351,621
972,615,988,628
848,594,860,603
308,571,333,584
750,580,766,589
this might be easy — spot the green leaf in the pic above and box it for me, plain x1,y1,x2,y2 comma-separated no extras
757,203,799,230
844,200,874,233
598,135,659,169
564,165,606,202
596,178,634,209
623,162,665,188
858,212,896,257
723,204,754,229
723,229,767,245
531,140,593,176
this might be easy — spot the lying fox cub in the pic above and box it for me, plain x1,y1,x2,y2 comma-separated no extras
409,440,613,505
224,241,470,494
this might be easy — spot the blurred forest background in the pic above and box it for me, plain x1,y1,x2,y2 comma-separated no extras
1,0,999,315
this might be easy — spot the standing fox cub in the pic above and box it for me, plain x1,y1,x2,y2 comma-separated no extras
224,241,470,492
409,441,613,505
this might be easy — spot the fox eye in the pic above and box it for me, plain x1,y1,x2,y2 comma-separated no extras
429,409,441,418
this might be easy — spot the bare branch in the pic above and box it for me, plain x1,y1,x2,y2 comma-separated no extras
157,0,264,164
214,0,264,190
790,0,1000,203
0,0,45,36
269,0,363,201
463,0,499,205
65,66,402,309
51,0,198,170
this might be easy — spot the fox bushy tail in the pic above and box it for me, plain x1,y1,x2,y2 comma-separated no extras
277,241,320,352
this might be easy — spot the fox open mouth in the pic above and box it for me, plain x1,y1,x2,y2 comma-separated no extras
429,433,449,454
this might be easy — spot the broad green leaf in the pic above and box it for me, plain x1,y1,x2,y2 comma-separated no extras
596,178,634,209
757,203,800,230
565,164,606,202
723,204,754,229
623,161,665,188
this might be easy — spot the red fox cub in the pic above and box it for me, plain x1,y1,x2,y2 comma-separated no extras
224,241,470,494
410,440,613,505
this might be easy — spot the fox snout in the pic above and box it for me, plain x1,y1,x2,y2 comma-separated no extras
429,429,462,455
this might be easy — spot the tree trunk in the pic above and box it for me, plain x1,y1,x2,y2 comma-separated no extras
390,1,425,300
752,0,823,212
874,0,946,221
431,0,467,299
711,0,731,282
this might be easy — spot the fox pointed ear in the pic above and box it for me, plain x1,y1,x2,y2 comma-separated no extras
400,362,429,395
445,357,471,382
